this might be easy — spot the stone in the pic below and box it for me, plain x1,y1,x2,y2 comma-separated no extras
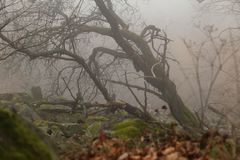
31,86,43,100
0,110,55,160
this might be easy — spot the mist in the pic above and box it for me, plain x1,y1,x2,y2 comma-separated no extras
0,0,239,117
0,1,240,159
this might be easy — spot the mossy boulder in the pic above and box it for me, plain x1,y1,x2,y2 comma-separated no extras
86,116,109,123
0,92,33,104
0,101,41,123
113,118,147,130
85,122,103,137
38,104,72,112
12,93,32,103
37,104,80,123
0,100,13,110
83,116,109,137
112,118,148,139
15,103,41,122
0,110,54,160
112,126,141,139
34,120,83,139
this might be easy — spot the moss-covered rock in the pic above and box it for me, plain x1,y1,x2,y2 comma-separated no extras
112,126,141,139
34,120,84,140
37,104,78,123
0,92,34,104
113,118,147,130
0,101,41,123
0,100,13,110
86,116,109,123
15,103,41,122
81,116,109,137
0,110,54,160
12,93,32,103
112,118,148,139
38,104,71,111
85,122,102,137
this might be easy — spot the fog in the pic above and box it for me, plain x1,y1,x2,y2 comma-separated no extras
138,0,238,105
0,0,239,122
0,0,235,98
139,0,236,35
2,1,240,158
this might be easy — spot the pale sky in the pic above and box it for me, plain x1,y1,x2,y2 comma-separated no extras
134,0,238,106
138,0,236,38
0,0,237,101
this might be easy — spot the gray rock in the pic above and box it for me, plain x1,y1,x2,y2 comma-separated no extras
31,86,43,100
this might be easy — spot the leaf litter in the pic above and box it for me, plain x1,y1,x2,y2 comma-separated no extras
60,127,238,160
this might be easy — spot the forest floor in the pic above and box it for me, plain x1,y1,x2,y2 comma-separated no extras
59,128,238,160
0,92,239,160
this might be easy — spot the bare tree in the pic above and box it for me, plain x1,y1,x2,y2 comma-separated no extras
0,0,200,130
193,0,240,136
182,24,240,135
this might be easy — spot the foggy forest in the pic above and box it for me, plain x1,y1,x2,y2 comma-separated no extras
0,0,240,159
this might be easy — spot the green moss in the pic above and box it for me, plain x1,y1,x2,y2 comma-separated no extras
209,147,218,159
33,120,50,127
86,122,102,137
86,116,109,123
113,118,147,130
0,110,53,160
12,95,22,103
39,104,71,111
111,118,148,140
0,100,12,105
0,100,12,110
112,126,141,139
14,103,27,112
225,138,236,158
56,96,67,101
12,93,33,103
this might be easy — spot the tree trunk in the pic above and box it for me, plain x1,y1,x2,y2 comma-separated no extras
145,73,200,130
95,0,200,130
